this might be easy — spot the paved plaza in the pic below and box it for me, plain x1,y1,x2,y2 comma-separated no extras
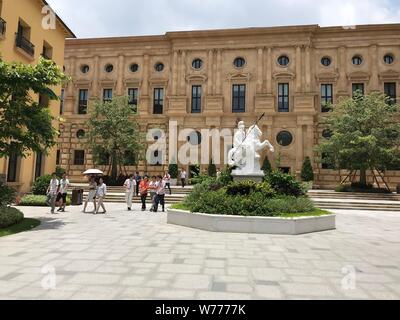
0,204,399,300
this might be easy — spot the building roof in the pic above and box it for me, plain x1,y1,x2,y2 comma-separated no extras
41,0,76,38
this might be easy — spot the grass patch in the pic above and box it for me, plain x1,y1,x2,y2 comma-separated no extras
170,203,332,218
0,218,41,237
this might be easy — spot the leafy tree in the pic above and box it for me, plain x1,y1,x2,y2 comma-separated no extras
261,156,272,174
208,159,217,177
0,58,68,158
317,91,400,188
301,157,314,182
168,162,178,179
86,96,143,181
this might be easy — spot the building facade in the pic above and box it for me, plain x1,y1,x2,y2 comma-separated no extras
60,24,400,188
0,0,75,192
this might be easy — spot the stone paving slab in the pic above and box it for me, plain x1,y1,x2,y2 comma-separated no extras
0,204,399,300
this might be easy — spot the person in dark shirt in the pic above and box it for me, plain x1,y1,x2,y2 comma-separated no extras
134,171,142,196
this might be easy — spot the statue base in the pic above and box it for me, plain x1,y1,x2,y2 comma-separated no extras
231,171,265,183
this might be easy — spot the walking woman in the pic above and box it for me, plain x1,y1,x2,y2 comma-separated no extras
148,176,157,212
96,177,107,214
163,171,172,195
154,175,166,212
83,176,97,213
139,175,149,211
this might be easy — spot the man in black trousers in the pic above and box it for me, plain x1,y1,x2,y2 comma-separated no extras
134,171,142,196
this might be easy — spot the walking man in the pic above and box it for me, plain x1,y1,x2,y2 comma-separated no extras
56,173,69,212
154,175,166,212
46,172,59,214
163,171,172,195
134,171,142,197
123,174,136,211
96,178,107,214
180,168,187,188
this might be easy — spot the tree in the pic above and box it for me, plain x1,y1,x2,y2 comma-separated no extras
208,159,217,177
301,157,314,182
86,96,144,181
261,156,272,174
0,58,68,158
168,161,178,179
317,91,400,188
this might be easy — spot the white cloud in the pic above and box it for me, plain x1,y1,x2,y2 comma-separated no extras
46,0,400,38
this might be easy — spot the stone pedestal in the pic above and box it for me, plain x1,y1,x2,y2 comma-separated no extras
232,171,265,183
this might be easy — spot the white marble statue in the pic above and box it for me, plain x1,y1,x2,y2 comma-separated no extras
228,121,274,177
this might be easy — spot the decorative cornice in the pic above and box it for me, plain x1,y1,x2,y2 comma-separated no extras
379,70,400,81
315,72,339,82
226,72,252,81
186,74,208,83
73,80,92,88
272,71,295,80
347,71,370,81
99,80,117,88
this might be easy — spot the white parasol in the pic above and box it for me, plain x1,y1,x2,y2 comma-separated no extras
82,169,104,176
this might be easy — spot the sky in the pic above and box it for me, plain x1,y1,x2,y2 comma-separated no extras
46,0,400,38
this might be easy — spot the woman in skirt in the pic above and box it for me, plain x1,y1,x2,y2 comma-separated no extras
83,176,97,213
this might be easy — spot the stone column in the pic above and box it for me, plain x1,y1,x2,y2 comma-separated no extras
295,46,302,93
92,55,100,98
216,49,222,95
296,125,304,171
305,46,311,92
338,46,348,92
266,47,272,94
180,50,186,95
172,50,178,96
306,125,314,160
207,50,213,95
257,48,263,94
67,57,75,97
117,55,125,95
369,45,379,91
142,54,149,96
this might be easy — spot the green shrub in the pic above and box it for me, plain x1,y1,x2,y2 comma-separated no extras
301,157,314,182
0,183,16,207
56,166,66,179
266,170,306,197
208,160,217,177
226,180,257,196
19,195,71,206
189,174,211,185
261,157,273,174
218,166,233,186
168,163,179,179
0,207,24,228
32,175,52,195
255,181,276,198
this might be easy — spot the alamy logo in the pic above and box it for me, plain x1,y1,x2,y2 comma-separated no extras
41,5,56,30
341,265,356,290
41,264,57,290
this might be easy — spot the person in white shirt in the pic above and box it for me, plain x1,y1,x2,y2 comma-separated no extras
96,178,107,214
163,171,171,195
123,174,136,211
46,172,59,214
56,173,70,212
83,176,97,213
180,168,187,188
148,176,157,212
154,175,166,212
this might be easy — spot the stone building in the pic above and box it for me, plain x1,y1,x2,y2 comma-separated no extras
60,24,400,188
0,0,75,192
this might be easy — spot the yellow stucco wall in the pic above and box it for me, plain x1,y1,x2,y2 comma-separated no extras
0,0,73,192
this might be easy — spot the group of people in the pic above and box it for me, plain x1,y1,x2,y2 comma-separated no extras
82,176,107,214
46,172,70,214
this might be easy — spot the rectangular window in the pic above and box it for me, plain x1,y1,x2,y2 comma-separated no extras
191,85,202,113
321,84,333,112
16,20,34,56
103,88,113,103
384,82,396,105
78,89,88,114
232,84,246,113
56,150,60,165
7,152,18,182
352,83,365,96
74,150,85,165
128,88,139,112
153,88,164,114
278,83,289,112
35,152,43,180
60,89,64,115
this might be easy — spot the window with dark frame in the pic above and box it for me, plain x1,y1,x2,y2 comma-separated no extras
34,152,43,180
191,85,202,113
321,84,333,112
352,83,365,96
74,150,85,166
384,82,397,106
153,88,164,114
56,150,60,166
192,59,203,70
60,89,64,115
233,57,245,68
103,89,113,103
232,84,246,113
7,152,18,183
78,89,88,114
278,83,289,112
128,88,139,112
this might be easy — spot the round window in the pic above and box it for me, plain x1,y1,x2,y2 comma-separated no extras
352,55,363,65
130,63,139,72
322,129,332,139
276,131,293,147
321,57,331,67
384,54,394,65
76,129,85,139
233,57,246,68
81,65,90,74
278,55,290,66
155,63,164,72
105,64,114,73
187,131,202,145
192,58,203,70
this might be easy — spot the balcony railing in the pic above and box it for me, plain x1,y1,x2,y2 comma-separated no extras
0,17,6,36
15,33,35,56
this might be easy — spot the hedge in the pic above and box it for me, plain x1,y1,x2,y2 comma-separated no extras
18,195,71,207
0,207,24,228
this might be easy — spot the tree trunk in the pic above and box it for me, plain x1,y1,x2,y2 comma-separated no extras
359,169,367,188
111,152,118,181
